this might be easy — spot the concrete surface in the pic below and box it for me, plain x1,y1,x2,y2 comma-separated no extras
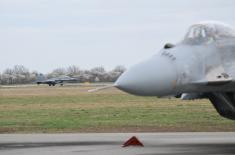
0,133,235,155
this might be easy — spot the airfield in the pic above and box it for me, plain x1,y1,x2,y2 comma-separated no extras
1,84,235,154
1,83,235,132
0,83,235,133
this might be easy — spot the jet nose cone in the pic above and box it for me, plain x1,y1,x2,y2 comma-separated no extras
115,57,177,96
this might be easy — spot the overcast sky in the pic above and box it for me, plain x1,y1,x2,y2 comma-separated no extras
1,0,235,73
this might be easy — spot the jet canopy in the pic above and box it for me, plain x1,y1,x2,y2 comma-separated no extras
183,21,235,45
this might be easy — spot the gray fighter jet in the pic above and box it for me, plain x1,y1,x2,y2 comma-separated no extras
115,21,235,120
36,74,77,86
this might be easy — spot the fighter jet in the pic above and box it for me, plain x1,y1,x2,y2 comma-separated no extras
35,74,77,86
115,21,235,120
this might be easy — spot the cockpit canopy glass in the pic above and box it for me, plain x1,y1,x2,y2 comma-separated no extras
183,22,235,45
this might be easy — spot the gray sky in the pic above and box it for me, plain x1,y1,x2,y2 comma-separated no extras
1,0,235,73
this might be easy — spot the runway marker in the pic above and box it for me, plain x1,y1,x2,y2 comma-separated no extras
122,136,144,147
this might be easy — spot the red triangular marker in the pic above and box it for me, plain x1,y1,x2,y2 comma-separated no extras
122,136,144,147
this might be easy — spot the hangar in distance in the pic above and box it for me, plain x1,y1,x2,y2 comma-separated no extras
115,21,235,120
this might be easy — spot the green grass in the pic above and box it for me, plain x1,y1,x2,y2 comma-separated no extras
0,86,235,133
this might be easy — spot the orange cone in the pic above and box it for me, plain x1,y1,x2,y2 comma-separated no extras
122,136,144,147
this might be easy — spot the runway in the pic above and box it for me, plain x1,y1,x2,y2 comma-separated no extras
1,133,235,155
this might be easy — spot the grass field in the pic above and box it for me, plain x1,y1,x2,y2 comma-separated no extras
0,84,235,133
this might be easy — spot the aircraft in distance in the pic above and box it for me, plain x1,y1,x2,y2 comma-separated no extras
36,74,77,86
115,21,235,120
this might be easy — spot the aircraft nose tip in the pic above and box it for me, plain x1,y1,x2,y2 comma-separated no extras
114,72,131,91
114,66,151,95
114,65,143,93
114,57,177,96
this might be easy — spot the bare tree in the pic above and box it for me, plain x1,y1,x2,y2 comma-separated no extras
67,65,81,76
90,66,105,74
12,65,30,84
0,65,31,84
90,66,106,82
113,65,126,73
47,67,66,78
107,65,126,82
2,68,15,84
0,65,126,84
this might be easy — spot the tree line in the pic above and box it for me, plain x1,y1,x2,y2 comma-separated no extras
0,65,126,85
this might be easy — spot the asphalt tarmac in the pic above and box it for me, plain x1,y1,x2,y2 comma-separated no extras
0,133,235,155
